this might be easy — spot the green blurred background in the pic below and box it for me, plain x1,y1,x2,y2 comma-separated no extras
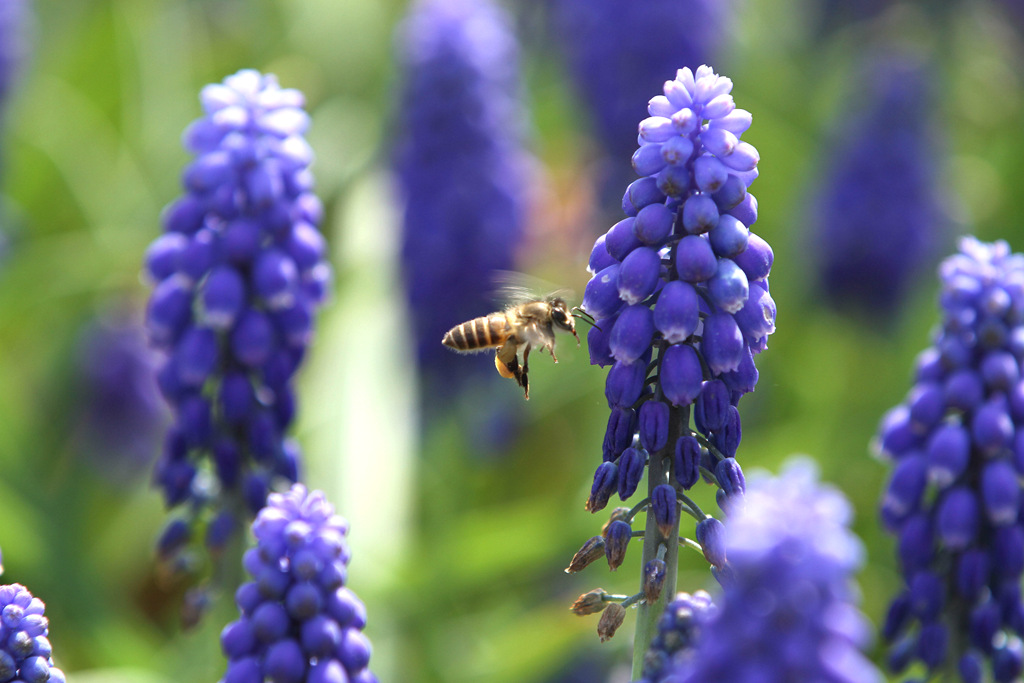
1,0,1024,681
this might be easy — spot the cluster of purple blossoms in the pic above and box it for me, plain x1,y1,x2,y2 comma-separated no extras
811,55,943,316
393,0,529,402
580,63,774,544
549,0,730,199
73,312,167,482
878,237,1024,681
219,484,375,683
144,70,330,583
670,461,882,683
0,583,66,683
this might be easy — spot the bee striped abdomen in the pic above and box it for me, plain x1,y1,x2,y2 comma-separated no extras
443,313,509,351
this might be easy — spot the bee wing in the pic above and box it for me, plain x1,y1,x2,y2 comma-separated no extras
489,270,538,308
489,270,577,308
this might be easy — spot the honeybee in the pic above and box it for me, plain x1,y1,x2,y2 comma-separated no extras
442,295,581,399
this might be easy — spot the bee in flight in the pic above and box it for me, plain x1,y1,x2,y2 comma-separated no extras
442,295,581,399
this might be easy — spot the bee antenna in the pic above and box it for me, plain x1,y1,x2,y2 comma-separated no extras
571,306,601,331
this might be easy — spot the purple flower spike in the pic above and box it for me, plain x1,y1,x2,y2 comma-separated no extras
145,70,332,606
667,461,883,683
810,56,945,316
218,485,376,683
879,237,1024,678
393,0,529,405
0,583,66,683
574,72,773,624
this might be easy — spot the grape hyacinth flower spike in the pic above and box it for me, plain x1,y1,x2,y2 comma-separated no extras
219,484,376,683
878,237,1024,681
569,65,775,673
810,55,943,316
144,69,331,617
0,583,67,683
393,0,529,408
668,461,883,682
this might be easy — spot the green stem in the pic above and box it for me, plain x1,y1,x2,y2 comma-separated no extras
631,404,685,679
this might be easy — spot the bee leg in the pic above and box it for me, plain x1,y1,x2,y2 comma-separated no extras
520,344,531,399
496,340,529,399
495,340,518,379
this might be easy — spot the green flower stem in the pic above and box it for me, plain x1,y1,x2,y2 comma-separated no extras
680,536,704,555
631,404,686,679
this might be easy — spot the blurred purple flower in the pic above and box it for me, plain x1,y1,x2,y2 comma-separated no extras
634,590,715,683
73,310,168,482
392,0,530,402
877,237,1024,680
549,0,730,160
811,55,946,316
671,461,882,683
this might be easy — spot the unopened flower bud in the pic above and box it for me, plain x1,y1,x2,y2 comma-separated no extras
643,559,667,603
601,507,631,536
639,399,670,452
604,520,632,571
617,447,647,500
715,457,745,496
566,536,606,574
696,517,727,567
586,462,619,513
570,588,609,616
651,484,679,538
598,603,626,642
674,435,701,489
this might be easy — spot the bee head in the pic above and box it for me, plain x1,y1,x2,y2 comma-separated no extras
549,297,581,345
